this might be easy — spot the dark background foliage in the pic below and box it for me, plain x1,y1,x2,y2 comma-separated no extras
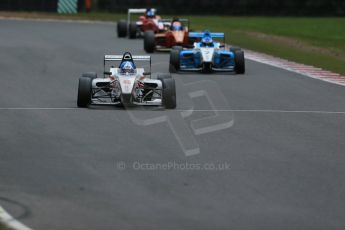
0,0,345,16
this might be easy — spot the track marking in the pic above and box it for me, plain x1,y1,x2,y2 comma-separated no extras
0,107,345,114
244,49,345,87
0,206,33,230
178,109,345,114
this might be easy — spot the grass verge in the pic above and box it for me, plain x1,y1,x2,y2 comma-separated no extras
0,223,11,230
1,11,345,74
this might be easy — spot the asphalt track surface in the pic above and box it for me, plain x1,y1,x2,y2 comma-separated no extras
1,19,345,230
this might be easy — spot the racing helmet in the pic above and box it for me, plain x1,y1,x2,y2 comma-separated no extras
201,32,213,46
146,8,155,18
171,21,183,31
171,17,183,31
120,61,136,74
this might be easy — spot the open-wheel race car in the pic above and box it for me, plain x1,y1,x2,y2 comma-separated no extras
77,52,176,109
143,18,194,53
117,8,167,39
169,31,245,74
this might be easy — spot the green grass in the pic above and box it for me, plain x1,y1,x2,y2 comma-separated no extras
1,12,345,74
0,223,10,230
190,17,345,50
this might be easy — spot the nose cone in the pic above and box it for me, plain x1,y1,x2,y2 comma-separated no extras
172,31,185,44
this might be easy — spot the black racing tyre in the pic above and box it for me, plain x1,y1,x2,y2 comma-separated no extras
172,46,183,52
157,73,172,80
230,46,241,53
234,50,245,74
160,78,176,109
117,20,127,38
82,72,97,80
144,30,156,53
169,49,180,73
77,77,92,108
128,22,137,39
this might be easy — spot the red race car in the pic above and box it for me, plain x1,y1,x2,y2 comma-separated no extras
143,18,195,53
117,8,167,39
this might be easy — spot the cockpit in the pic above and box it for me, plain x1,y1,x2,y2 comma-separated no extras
119,61,137,75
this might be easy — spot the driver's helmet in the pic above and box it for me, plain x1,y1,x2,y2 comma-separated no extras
201,32,213,46
146,8,155,18
119,61,136,74
171,21,183,31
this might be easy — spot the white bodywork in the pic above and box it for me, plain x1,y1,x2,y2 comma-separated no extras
200,48,215,63
195,42,221,63
91,55,163,106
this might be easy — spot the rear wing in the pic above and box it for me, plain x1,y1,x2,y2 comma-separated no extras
104,55,151,62
104,54,151,76
127,8,156,25
189,32,225,43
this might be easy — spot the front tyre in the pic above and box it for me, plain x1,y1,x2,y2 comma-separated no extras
77,77,92,108
160,78,176,109
230,46,241,53
172,46,183,52
157,73,172,80
234,50,245,74
144,30,156,53
82,72,97,80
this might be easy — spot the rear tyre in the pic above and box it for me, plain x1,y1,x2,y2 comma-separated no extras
128,22,137,39
234,50,245,74
144,30,156,53
77,77,92,108
160,78,176,109
117,20,127,38
169,49,180,73
82,72,97,80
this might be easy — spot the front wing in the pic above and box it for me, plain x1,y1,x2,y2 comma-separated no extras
179,50,235,72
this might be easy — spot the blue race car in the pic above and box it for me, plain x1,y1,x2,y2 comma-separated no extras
169,31,245,74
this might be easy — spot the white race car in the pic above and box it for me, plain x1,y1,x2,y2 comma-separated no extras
77,52,176,109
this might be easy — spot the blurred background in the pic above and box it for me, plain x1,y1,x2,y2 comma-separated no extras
0,0,345,16
0,0,344,75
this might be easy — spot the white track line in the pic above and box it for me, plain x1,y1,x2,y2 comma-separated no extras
0,206,33,230
178,109,345,114
0,107,345,114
